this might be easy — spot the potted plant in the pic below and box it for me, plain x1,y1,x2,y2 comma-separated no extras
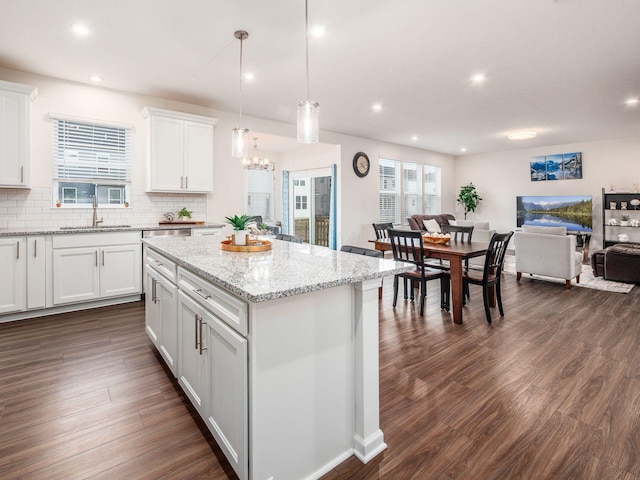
620,214,630,226
55,199,61,208
225,214,256,246
457,182,482,219
124,201,129,208
177,207,193,221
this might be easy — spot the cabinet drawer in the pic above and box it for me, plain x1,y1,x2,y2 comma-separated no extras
53,231,141,249
145,248,177,284
178,267,248,337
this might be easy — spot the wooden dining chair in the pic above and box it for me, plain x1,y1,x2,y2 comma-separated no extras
439,224,474,299
372,222,394,240
388,228,449,316
460,231,514,323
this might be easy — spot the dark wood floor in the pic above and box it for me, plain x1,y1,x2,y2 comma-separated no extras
1,276,640,479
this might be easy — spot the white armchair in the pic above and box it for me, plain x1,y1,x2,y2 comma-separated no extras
514,225,583,289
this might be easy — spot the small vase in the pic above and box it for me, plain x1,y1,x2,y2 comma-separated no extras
620,221,629,227
234,230,249,245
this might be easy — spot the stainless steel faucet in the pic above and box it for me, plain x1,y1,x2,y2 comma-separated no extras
92,195,103,227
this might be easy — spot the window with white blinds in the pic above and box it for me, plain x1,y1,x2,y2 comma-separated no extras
52,116,131,206
246,167,274,222
378,157,441,225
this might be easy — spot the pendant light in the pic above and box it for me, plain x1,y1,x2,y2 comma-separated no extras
243,137,274,170
232,30,249,158
297,0,319,143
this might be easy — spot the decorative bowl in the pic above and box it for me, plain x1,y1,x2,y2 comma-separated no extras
423,234,451,244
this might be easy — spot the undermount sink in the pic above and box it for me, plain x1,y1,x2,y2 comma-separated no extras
60,225,132,230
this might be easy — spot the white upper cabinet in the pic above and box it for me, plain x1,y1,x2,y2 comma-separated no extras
0,80,37,188
143,107,216,193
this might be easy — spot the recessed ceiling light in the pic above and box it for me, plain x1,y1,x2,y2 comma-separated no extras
243,72,255,80
89,75,102,83
508,131,537,140
310,25,325,37
460,147,467,152
411,136,418,141
372,103,382,112
72,23,90,36
471,73,486,83
625,97,639,106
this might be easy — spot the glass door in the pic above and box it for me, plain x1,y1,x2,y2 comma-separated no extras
290,169,333,246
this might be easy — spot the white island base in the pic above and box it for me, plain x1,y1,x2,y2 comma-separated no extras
249,278,385,480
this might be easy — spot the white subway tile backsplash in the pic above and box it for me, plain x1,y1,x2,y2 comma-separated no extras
0,188,208,229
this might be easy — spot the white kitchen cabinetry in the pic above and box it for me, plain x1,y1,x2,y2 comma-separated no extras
0,80,36,188
142,107,217,193
0,237,26,314
52,232,141,306
144,248,178,376
26,236,46,310
175,267,248,480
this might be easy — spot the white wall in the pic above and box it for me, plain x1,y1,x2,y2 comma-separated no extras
0,67,456,246
454,136,640,251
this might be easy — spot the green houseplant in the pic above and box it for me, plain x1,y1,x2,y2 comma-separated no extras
620,214,630,226
224,214,255,245
457,183,482,219
177,207,193,220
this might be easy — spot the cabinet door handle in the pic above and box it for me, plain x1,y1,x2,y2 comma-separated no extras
181,176,184,189
151,278,157,303
16,241,20,259
95,251,98,267
199,316,207,355
195,314,200,350
102,250,105,266
194,289,210,300
34,239,37,258
20,166,24,183
185,176,188,189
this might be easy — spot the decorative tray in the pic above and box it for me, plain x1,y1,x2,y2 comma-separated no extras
422,235,451,244
220,238,272,252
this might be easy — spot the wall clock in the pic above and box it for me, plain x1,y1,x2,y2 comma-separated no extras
353,152,370,178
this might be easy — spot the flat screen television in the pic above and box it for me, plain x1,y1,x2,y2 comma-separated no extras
516,195,593,232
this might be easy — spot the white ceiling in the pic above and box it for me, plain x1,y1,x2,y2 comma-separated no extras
1,0,639,155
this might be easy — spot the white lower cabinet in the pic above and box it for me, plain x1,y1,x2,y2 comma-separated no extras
145,264,178,375
170,268,248,480
52,232,141,306
177,291,209,417
0,237,26,314
26,236,46,310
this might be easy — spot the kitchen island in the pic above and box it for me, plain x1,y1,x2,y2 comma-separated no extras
142,235,411,480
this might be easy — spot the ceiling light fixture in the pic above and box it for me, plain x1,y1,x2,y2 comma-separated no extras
243,137,274,170
232,30,250,159
89,75,102,83
411,136,418,141
297,0,319,144
460,147,467,152
508,130,537,140
372,103,382,112
625,98,639,106
310,25,325,37
471,73,486,83
72,24,90,36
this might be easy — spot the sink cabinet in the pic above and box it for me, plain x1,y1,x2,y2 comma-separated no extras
142,107,217,193
52,232,141,305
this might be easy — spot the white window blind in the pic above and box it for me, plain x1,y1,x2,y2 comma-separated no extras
246,167,274,222
379,158,401,224
52,118,131,182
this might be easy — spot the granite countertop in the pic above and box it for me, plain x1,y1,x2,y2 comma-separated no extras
0,223,226,236
143,236,412,303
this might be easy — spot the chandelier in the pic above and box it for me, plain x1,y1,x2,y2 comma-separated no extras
243,137,274,170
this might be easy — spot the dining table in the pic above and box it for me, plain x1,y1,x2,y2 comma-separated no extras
372,238,490,324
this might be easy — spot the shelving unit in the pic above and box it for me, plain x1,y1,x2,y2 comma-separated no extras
602,188,640,247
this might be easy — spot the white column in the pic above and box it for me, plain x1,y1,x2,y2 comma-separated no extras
352,278,386,462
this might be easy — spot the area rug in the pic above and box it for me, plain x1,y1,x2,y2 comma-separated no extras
502,255,635,294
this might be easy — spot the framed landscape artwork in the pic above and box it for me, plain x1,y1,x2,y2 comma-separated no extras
530,152,582,182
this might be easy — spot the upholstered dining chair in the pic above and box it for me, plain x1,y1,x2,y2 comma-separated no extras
275,233,303,243
387,228,449,316
460,231,514,323
372,222,394,240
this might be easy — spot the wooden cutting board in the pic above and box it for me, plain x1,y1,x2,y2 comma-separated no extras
159,221,206,225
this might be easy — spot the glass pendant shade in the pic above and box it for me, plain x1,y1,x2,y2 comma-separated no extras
297,100,319,143
232,127,249,158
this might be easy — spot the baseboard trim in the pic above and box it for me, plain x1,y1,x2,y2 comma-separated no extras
353,430,387,463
